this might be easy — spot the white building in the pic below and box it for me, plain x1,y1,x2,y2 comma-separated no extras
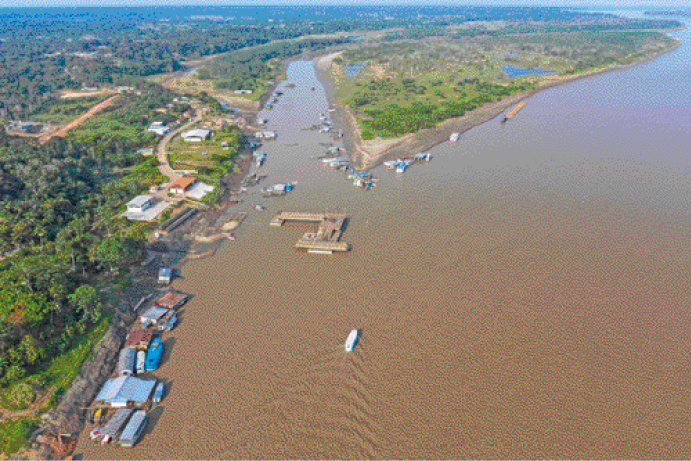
182,128,211,142
147,122,169,136
127,195,154,213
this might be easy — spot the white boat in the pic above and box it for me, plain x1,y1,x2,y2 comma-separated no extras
449,132,460,142
323,157,345,164
345,329,359,352
136,350,145,374
383,160,398,169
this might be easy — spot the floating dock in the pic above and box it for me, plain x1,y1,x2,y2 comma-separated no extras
503,101,527,122
271,212,350,253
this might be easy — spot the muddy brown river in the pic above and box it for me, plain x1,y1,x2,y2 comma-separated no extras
76,12,691,458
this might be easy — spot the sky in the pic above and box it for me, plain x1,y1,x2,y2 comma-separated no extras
0,0,688,7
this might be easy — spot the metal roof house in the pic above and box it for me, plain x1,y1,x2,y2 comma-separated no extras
127,195,154,213
140,307,169,325
101,408,133,439
119,410,147,447
95,376,157,408
181,128,211,142
125,329,153,349
118,348,136,376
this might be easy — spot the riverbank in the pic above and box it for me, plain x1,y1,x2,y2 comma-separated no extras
319,37,682,170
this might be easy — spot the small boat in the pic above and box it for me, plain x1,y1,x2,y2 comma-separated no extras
161,312,177,332
136,350,145,374
285,183,294,191
145,338,163,371
153,382,165,404
255,204,265,211
90,426,104,440
383,160,398,169
396,162,409,173
449,132,460,142
345,329,359,352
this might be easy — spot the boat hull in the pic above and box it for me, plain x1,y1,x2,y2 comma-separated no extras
345,329,359,352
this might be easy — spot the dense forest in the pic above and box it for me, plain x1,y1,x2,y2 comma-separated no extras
202,38,351,91
0,83,185,396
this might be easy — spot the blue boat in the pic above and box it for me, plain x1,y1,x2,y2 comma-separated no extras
145,338,164,371
152,382,165,403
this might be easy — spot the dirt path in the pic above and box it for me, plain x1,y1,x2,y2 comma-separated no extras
0,386,56,421
156,118,200,184
38,95,119,144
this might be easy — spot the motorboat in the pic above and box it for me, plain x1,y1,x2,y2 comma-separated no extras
145,338,163,371
345,329,359,352
449,132,460,142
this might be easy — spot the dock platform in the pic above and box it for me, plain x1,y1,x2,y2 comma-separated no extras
271,211,350,253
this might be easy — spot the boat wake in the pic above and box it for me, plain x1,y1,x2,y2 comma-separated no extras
215,340,384,458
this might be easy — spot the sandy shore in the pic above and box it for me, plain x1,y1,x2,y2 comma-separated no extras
317,39,682,171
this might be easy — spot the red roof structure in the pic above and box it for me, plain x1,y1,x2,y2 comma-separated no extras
125,329,153,349
155,292,188,309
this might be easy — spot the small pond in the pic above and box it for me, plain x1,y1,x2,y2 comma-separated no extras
503,64,558,78
344,63,367,77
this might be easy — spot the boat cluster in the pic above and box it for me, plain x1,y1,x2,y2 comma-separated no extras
88,290,188,448
383,152,432,173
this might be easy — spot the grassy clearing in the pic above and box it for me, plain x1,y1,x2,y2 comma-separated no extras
168,124,241,187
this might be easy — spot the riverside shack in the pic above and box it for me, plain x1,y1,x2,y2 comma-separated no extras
125,329,153,350
94,376,157,408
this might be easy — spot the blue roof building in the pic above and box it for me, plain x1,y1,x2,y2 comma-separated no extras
96,376,157,408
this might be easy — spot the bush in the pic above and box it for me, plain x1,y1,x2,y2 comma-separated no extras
5,383,35,409
361,130,375,140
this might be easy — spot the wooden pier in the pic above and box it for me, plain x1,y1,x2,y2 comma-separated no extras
270,212,350,253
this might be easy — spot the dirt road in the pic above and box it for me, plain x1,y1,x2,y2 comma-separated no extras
38,95,119,144
156,118,200,184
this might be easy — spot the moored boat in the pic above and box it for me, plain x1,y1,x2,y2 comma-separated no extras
449,132,460,142
345,329,359,352
145,338,163,371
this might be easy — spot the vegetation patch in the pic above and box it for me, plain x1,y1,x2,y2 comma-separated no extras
335,29,677,138
32,95,111,126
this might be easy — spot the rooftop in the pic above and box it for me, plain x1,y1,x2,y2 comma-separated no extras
96,376,157,406
169,176,196,191
182,128,211,139
127,195,153,208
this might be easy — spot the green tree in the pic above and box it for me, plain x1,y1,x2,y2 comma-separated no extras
94,236,142,273
68,285,102,322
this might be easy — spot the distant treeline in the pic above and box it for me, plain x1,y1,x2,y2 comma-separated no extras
0,7,680,119
202,38,351,91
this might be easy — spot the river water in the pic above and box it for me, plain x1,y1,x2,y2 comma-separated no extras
77,12,691,459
